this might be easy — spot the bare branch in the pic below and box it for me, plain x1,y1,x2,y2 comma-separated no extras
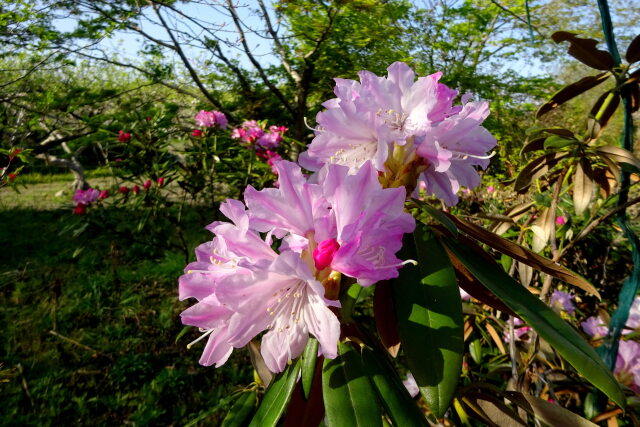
256,0,300,83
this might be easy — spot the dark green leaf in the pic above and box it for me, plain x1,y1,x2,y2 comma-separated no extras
393,227,463,418
301,338,319,399
413,199,458,236
543,135,577,149
361,346,428,426
536,73,610,117
374,280,401,357
441,237,625,408
626,34,640,63
249,359,301,427
552,31,615,70
221,390,257,427
504,391,597,426
515,152,569,193
322,341,382,427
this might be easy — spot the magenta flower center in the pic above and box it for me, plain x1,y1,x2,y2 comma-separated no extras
313,238,340,271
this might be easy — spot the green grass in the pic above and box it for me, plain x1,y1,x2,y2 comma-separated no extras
0,208,253,426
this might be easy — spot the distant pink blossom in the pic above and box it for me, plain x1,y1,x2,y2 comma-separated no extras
504,318,532,343
195,110,227,129
133,185,140,194
73,203,87,215
157,177,165,186
231,121,286,150
487,185,495,193
192,129,203,137
118,130,131,143
550,290,575,315
556,216,567,226
144,180,152,190
119,186,129,194
72,188,100,205
179,160,414,372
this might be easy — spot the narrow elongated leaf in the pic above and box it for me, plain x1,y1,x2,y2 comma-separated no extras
504,391,597,427
301,338,319,399
574,160,594,215
249,360,301,427
537,73,610,117
626,34,640,63
284,359,325,427
462,392,526,427
222,391,257,427
442,213,600,298
374,280,401,357
392,227,463,418
515,152,569,192
531,207,553,252
441,237,625,408
552,32,615,70
247,340,273,387
520,137,545,155
413,199,458,235
361,347,428,426
544,135,577,149
596,145,640,173
323,341,382,427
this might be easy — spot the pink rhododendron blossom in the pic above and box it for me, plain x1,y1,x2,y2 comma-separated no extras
582,316,609,339
299,62,496,206
550,290,575,315
615,340,640,393
179,160,415,372
133,185,140,194
195,110,227,129
72,188,100,205
231,121,286,150
556,215,567,226
119,186,129,194
504,318,532,343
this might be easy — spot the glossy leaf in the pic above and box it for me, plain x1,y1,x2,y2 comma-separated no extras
573,159,594,216
520,137,545,155
361,346,428,426
373,280,401,357
536,73,609,117
626,34,640,64
441,237,625,408
392,227,463,418
322,341,382,427
505,391,597,427
221,390,257,427
442,213,600,298
301,338,319,399
543,135,577,149
462,392,526,427
248,359,301,427
552,31,615,70
596,145,640,174
284,358,325,427
414,199,458,236
515,152,569,193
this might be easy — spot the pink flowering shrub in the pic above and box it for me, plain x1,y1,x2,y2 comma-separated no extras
195,110,228,129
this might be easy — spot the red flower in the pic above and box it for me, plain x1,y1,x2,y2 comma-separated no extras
118,130,132,143
99,190,109,199
7,173,17,182
73,203,87,215
133,185,140,194
119,186,129,194
143,180,151,190
157,177,165,186
192,129,203,137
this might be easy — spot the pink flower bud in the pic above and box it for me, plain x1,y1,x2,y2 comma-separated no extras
192,129,203,137
313,238,340,271
119,186,129,194
487,185,495,193
133,185,140,194
556,216,566,226
99,190,109,199
143,180,151,190
157,177,165,186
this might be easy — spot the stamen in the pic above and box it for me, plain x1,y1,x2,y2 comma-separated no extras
186,328,214,349
449,150,496,160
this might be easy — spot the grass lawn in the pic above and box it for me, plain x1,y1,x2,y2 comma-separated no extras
0,178,253,425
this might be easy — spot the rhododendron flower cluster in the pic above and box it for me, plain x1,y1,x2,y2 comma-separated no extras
118,130,131,143
179,160,415,372
299,62,496,205
231,121,287,150
550,290,575,315
195,110,228,129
